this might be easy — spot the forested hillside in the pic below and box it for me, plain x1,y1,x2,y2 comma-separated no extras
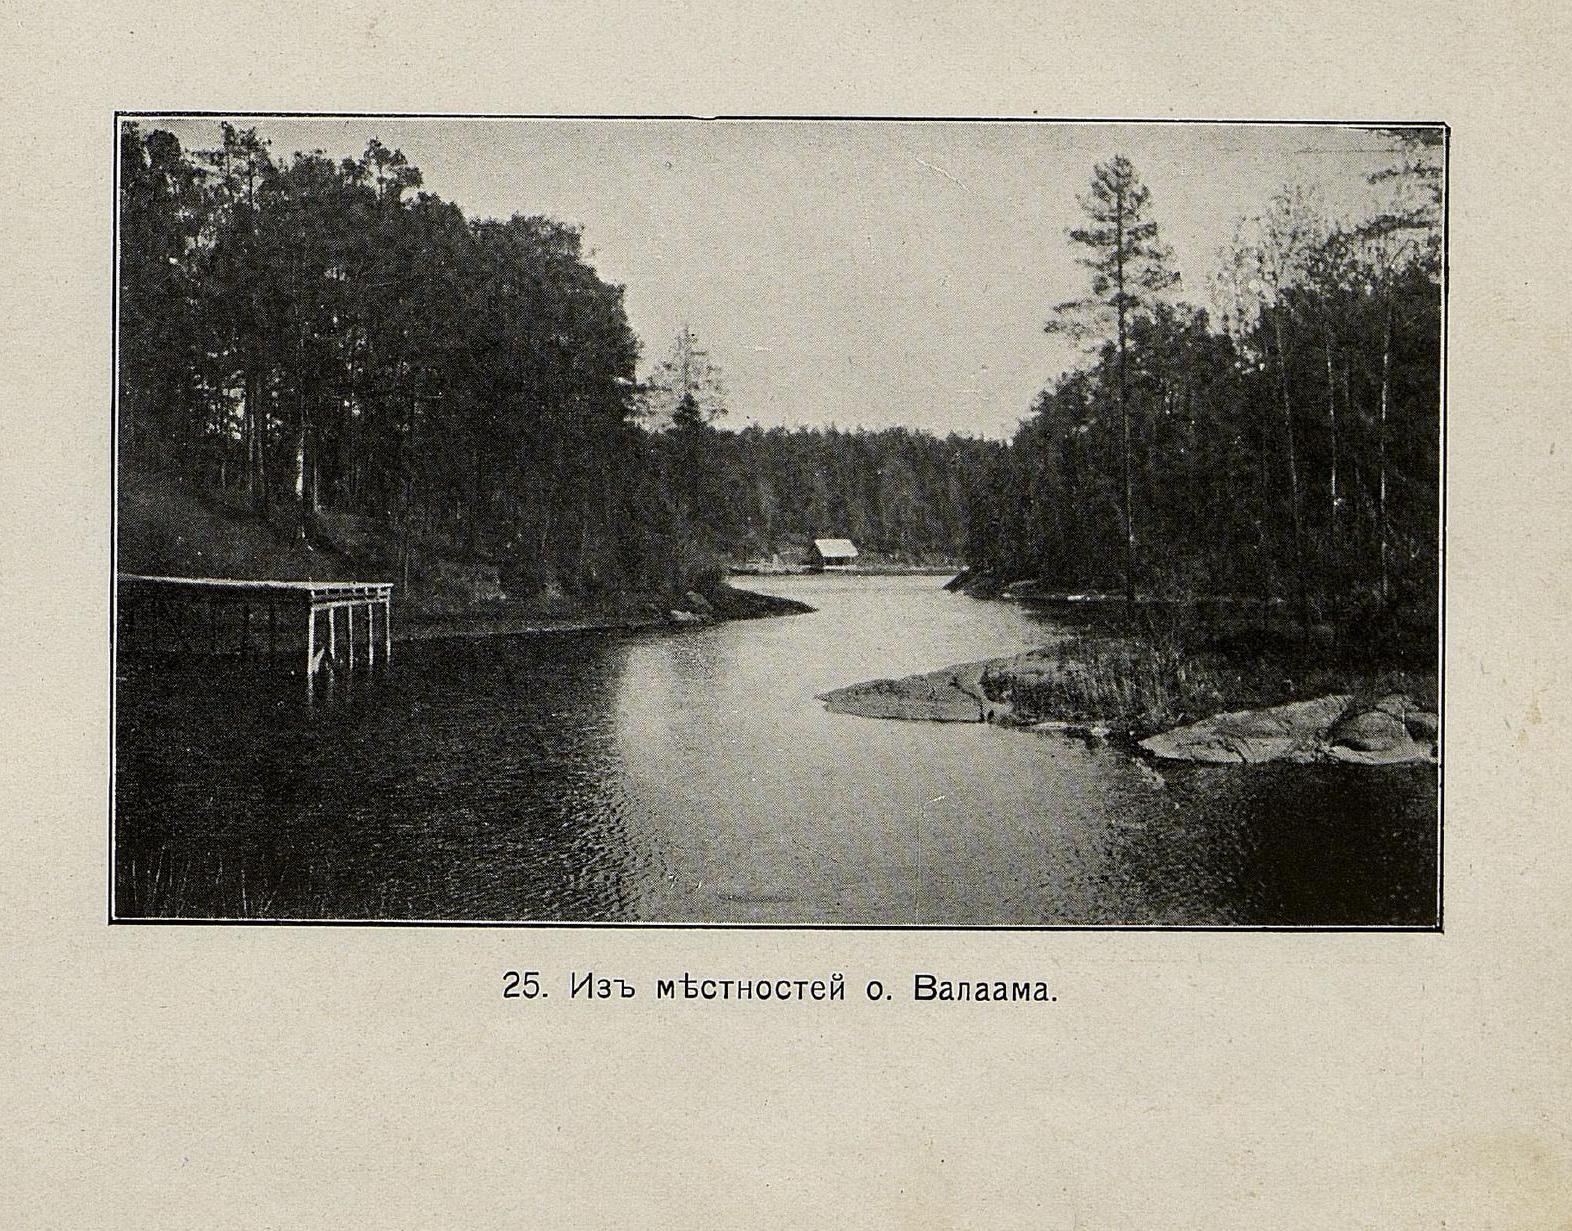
118,123,988,611
960,131,1443,651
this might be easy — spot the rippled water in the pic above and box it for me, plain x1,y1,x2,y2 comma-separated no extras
113,574,1439,925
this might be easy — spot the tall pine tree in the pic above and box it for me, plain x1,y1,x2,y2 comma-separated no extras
1046,156,1178,612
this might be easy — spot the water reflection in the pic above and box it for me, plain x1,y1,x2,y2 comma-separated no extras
114,575,1438,925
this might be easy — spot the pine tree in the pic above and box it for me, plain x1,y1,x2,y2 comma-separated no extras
1046,156,1178,612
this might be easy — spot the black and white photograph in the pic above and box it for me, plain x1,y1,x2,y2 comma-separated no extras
111,116,1444,927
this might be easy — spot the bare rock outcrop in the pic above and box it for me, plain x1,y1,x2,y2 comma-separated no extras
1321,694,1440,764
817,659,1010,723
1138,695,1353,764
819,645,1439,769
1140,693,1438,766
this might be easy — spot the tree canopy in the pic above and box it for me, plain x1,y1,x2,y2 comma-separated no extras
966,132,1443,651
117,122,990,601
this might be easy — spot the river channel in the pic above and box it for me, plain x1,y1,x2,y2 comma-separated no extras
114,573,1439,925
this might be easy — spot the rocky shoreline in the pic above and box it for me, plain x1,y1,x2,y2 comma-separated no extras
819,645,1438,767
1136,693,1438,765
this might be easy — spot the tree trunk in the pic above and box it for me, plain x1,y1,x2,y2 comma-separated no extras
1378,299,1393,603
294,415,317,544
1272,309,1310,634
1324,334,1339,549
469,439,484,557
244,358,269,516
1115,199,1137,616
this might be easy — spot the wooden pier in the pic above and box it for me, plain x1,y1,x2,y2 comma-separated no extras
118,575,393,698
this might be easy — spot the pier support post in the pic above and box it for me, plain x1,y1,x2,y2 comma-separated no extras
328,605,337,661
305,606,316,700
367,601,376,667
383,595,392,662
347,603,355,671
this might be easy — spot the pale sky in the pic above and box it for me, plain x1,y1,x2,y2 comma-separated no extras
141,117,1425,440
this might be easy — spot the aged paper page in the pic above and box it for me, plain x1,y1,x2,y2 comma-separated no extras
3,2,1568,1226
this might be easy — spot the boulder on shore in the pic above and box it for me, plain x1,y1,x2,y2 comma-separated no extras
1138,695,1352,764
1322,694,1440,764
1404,709,1440,743
1140,692,1438,766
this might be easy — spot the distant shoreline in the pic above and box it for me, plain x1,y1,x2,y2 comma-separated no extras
395,612,673,643
396,581,814,643
730,565,961,578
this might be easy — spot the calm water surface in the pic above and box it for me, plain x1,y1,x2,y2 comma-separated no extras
114,574,1439,924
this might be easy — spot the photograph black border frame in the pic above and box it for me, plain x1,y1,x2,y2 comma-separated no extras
108,111,1449,932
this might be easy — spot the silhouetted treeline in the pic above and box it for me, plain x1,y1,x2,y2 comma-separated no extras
963,132,1443,644
118,123,985,601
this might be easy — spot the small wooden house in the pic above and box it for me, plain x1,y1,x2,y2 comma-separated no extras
809,538,859,571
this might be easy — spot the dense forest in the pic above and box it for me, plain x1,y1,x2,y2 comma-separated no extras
118,122,990,609
961,131,1443,649
657,418,1000,567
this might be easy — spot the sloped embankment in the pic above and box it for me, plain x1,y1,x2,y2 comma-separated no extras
118,471,815,635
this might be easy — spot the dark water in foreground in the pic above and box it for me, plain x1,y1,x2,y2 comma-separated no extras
114,574,1439,925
